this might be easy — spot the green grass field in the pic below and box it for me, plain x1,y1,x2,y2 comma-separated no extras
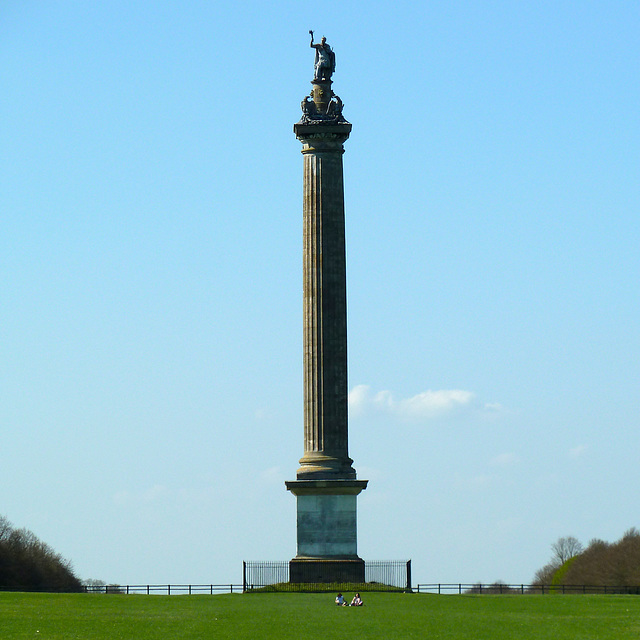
1,591,639,639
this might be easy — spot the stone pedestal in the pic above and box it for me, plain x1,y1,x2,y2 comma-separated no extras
286,480,367,583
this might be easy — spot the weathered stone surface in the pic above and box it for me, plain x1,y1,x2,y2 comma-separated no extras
294,122,355,480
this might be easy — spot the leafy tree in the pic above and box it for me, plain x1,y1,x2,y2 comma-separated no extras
534,529,640,592
0,515,83,592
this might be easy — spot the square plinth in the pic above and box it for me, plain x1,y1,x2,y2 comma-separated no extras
286,479,368,561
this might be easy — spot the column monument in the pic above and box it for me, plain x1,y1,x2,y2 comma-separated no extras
286,32,368,584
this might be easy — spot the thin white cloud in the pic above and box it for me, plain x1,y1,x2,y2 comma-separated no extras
348,384,372,417
397,389,476,418
491,452,519,467
349,385,502,421
569,444,588,459
260,466,283,485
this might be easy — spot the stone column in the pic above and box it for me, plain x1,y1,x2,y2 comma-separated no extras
286,68,367,583
295,121,355,480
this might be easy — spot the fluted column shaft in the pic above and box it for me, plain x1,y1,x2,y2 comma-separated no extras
294,123,354,480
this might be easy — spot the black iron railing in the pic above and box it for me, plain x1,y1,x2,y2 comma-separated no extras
242,560,411,592
4,578,634,596
415,583,640,595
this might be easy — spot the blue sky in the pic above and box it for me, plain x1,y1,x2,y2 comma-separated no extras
1,1,638,585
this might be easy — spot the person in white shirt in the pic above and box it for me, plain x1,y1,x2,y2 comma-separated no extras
350,593,363,606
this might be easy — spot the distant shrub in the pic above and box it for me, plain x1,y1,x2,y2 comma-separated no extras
105,584,125,594
466,581,518,594
85,579,107,593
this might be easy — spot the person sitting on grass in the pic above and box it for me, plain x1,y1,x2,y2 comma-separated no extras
350,593,363,606
335,593,346,606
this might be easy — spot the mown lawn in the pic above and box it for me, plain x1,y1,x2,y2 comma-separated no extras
1,591,640,639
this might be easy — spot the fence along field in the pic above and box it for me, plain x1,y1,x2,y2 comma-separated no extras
6,559,638,595
77,583,640,596
76,580,640,597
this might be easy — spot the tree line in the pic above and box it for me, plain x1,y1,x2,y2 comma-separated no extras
534,529,640,590
0,515,83,592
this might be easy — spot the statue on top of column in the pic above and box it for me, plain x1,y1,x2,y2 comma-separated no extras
309,31,335,81
298,32,348,126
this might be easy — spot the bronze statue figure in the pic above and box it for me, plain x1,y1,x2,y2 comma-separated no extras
309,30,335,81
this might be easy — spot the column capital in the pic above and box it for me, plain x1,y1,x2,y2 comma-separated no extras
294,122,352,152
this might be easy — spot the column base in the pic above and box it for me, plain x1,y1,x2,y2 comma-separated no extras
296,452,356,480
289,557,365,584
